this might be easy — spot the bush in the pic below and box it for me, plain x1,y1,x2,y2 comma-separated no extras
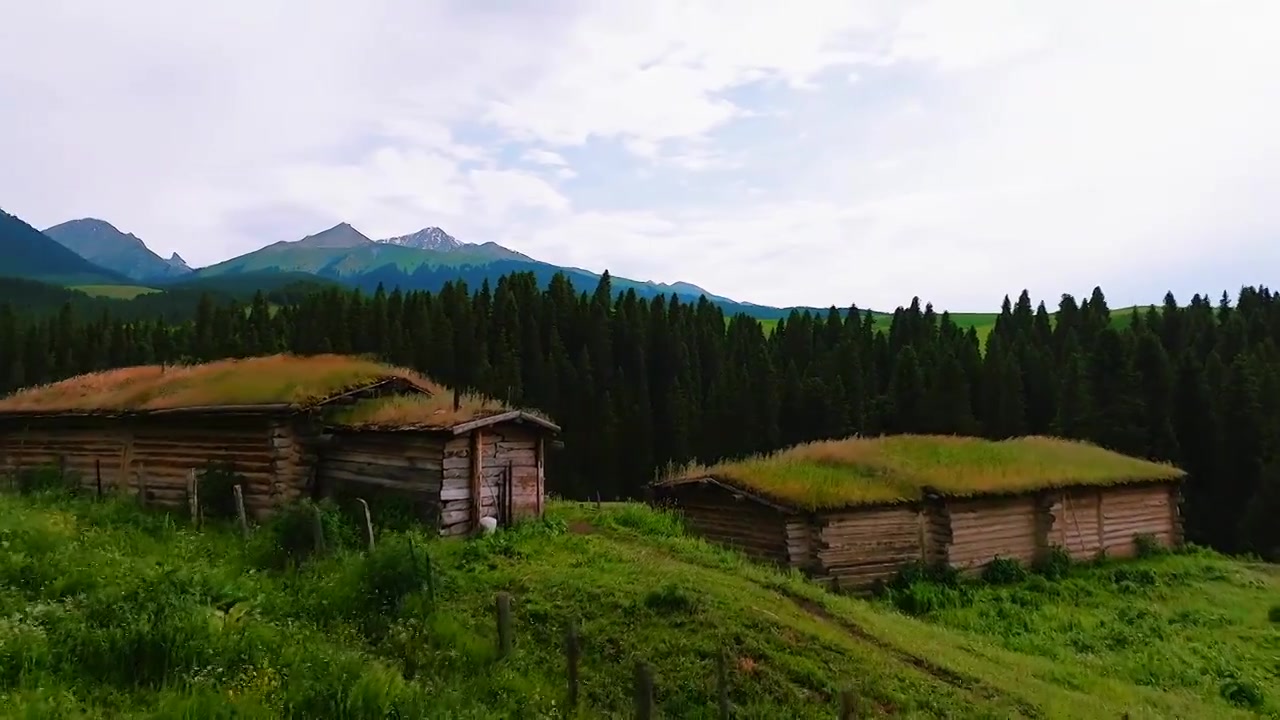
1133,533,1167,558
251,498,356,569
1034,545,1073,580
12,464,78,496
981,556,1029,585
198,461,243,520
1269,604,1280,624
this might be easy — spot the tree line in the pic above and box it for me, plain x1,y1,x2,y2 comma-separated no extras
0,273,1277,559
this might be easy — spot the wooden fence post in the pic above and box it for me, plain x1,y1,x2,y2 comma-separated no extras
634,662,654,719
357,498,375,550
566,620,580,710
187,469,200,528
94,458,102,499
424,550,436,604
717,648,731,719
311,505,325,555
233,484,249,538
137,463,148,506
839,689,857,719
496,592,513,658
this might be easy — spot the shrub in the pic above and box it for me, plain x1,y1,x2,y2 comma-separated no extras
1268,604,1280,624
981,556,1029,585
1133,533,1167,558
885,581,967,617
198,461,243,520
252,498,356,569
642,582,700,615
13,464,77,495
1219,677,1266,710
1034,545,1072,580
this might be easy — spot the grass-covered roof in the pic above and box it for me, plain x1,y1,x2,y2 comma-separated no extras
0,354,431,413
662,435,1186,510
0,354,557,432
327,394,558,433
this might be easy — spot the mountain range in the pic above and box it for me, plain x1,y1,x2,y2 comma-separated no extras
0,208,767,314
44,218,192,282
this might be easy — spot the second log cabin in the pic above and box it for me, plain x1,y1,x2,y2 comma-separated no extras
318,395,559,535
652,434,1186,591
0,354,559,534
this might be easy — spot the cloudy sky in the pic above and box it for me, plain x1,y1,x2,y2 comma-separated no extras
2,1,1278,310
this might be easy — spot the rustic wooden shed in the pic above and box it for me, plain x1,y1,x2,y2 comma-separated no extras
0,354,558,534
652,435,1186,591
318,400,560,535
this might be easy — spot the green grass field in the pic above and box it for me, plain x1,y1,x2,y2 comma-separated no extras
750,305,1150,348
0,487,1274,718
68,284,159,299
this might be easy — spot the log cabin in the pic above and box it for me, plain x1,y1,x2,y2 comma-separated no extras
318,395,558,535
652,434,1186,591
0,354,559,534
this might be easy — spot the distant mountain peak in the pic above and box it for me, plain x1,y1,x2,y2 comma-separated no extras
378,227,463,251
166,252,191,271
293,223,373,249
42,217,191,281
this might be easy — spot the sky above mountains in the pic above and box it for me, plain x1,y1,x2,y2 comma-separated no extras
2,1,1279,310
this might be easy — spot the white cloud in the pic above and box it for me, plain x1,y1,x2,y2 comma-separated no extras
0,0,1278,310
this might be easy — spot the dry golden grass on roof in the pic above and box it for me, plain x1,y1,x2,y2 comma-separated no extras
328,392,518,430
0,354,440,413
667,434,1186,510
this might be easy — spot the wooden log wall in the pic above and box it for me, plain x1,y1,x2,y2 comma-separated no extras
943,496,1040,573
317,432,446,523
271,418,322,510
128,421,280,516
437,423,547,537
813,506,923,589
0,427,125,489
655,479,1184,592
784,516,814,571
0,416,287,517
1046,488,1103,561
441,434,474,535
657,484,791,565
1098,484,1176,557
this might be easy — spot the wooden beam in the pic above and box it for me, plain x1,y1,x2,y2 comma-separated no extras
470,429,483,531
536,435,545,517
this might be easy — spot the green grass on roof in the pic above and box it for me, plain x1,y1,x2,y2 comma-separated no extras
0,354,438,413
667,435,1185,510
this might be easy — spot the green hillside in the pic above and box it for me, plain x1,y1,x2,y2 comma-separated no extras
0,209,131,286
0,488,1273,718
43,218,193,283
197,240,519,278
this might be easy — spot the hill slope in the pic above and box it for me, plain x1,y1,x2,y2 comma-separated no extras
0,490,1271,718
0,209,131,285
193,222,745,308
43,218,192,282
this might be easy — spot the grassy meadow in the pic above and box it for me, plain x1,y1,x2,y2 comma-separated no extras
749,305,1151,347
0,485,1275,718
68,284,159,299
667,435,1185,510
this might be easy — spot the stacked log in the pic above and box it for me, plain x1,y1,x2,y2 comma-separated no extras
943,496,1039,573
815,506,923,589
1098,484,1177,557
1045,489,1103,561
318,432,446,524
